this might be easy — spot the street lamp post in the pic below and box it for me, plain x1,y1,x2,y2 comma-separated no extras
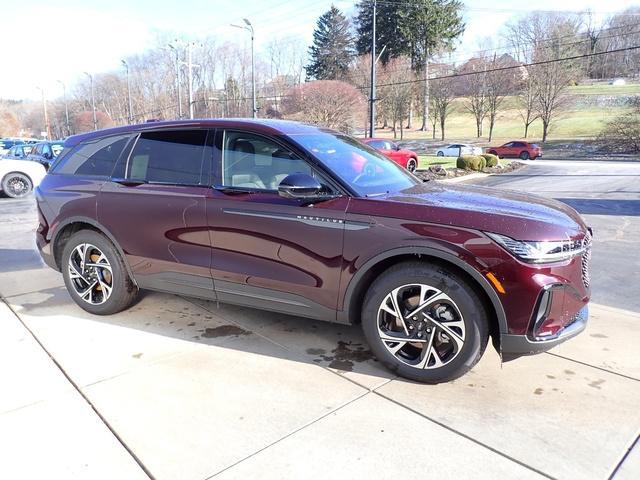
36,86,51,139
168,43,183,118
84,72,97,130
231,18,256,118
57,80,70,136
121,59,133,124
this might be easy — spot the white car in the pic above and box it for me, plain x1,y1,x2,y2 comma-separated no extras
436,144,483,157
0,159,47,198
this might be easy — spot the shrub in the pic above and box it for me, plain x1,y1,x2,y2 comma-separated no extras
457,155,486,171
482,153,499,167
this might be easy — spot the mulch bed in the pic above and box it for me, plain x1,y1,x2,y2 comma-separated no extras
414,161,525,182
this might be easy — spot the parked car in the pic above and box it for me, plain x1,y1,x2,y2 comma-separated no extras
0,139,25,156
2,144,34,160
361,138,419,172
27,141,65,170
487,141,542,160
436,143,482,157
0,158,47,198
35,120,591,383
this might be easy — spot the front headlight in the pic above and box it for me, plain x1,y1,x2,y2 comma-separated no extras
485,232,587,264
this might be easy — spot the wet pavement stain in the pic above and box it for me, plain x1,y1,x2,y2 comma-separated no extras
564,369,575,375
590,333,608,338
306,348,326,355
534,388,544,395
132,353,143,359
187,322,196,327
327,341,374,371
546,375,556,379
202,325,251,338
588,379,605,389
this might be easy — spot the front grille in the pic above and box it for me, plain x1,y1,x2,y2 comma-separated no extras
581,231,592,288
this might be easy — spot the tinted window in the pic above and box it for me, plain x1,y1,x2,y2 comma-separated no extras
291,133,419,196
367,140,385,149
127,130,206,184
33,144,43,155
221,130,312,190
53,134,131,176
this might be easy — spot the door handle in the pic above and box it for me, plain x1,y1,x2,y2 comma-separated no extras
111,177,146,187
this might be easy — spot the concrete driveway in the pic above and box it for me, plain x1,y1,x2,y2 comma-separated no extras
1,159,639,480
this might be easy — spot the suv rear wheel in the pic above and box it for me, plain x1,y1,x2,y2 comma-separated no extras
61,230,137,315
519,151,530,160
361,261,489,383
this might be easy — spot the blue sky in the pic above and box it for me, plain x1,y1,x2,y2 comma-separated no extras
0,0,637,100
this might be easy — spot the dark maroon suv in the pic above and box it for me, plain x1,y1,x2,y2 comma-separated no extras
35,119,591,383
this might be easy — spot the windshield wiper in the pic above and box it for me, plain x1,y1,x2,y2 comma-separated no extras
364,191,389,198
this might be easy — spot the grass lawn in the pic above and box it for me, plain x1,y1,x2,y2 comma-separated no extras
371,82,636,144
418,155,457,169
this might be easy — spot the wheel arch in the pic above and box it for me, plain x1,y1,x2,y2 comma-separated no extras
51,216,137,286
338,246,507,350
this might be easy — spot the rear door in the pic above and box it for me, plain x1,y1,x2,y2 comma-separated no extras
205,128,348,320
99,129,215,299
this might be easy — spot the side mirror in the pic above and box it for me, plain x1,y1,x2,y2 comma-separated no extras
278,173,322,200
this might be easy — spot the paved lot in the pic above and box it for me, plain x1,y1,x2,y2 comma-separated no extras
1,160,639,480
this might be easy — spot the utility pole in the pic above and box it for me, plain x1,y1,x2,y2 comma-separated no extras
84,72,97,130
36,86,51,139
368,0,377,138
57,80,70,136
180,42,201,119
231,18,256,118
121,59,133,123
168,43,183,118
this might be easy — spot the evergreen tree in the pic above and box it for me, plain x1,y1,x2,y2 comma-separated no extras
305,6,355,80
355,0,464,129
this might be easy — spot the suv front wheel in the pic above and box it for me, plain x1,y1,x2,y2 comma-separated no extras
361,261,489,383
61,230,138,315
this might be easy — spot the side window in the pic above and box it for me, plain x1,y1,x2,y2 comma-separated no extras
127,130,206,185
221,131,313,190
52,135,131,176
368,140,384,149
504,142,513,148
33,144,43,155
42,144,52,157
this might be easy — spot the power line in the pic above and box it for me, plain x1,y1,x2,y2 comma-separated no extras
360,45,640,89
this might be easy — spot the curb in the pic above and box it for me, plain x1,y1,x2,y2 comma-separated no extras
439,172,489,183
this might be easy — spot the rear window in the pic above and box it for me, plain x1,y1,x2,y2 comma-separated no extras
52,135,131,176
126,130,207,185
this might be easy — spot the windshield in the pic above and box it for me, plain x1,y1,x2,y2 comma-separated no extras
290,132,419,196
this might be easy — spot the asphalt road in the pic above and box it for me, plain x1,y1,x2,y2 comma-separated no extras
468,159,640,313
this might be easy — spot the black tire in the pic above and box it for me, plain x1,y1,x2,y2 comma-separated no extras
61,230,137,315
488,150,498,157
406,158,417,172
436,151,444,157
361,261,489,383
519,151,530,160
2,172,33,198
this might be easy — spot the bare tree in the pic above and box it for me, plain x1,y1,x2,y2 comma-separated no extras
281,80,365,133
431,76,455,141
485,54,520,141
379,57,414,139
457,58,487,137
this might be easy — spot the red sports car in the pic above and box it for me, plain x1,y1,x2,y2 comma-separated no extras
362,138,419,171
487,141,542,160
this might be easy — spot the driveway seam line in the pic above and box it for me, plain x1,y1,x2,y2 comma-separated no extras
0,297,156,480
608,432,640,479
372,389,556,480
545,352,640,382
205,390,371,479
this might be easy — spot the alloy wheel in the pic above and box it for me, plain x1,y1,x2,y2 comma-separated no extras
67,243,113,305
377,283,466,369
407,159,417,172
6,175,30,197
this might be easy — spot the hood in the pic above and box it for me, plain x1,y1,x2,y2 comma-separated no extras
355,181,587,241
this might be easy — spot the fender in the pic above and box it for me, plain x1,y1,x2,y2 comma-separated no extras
50,215,138,286
338,245,508,335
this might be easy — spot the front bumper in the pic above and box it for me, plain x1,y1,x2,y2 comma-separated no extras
500,304,588,361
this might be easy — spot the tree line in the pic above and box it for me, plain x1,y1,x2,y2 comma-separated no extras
0,1,638,142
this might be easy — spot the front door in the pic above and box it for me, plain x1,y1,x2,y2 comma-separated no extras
205,129,348,321
99,128,215,299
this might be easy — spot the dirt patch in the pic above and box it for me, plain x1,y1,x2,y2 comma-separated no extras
308,341,374,371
